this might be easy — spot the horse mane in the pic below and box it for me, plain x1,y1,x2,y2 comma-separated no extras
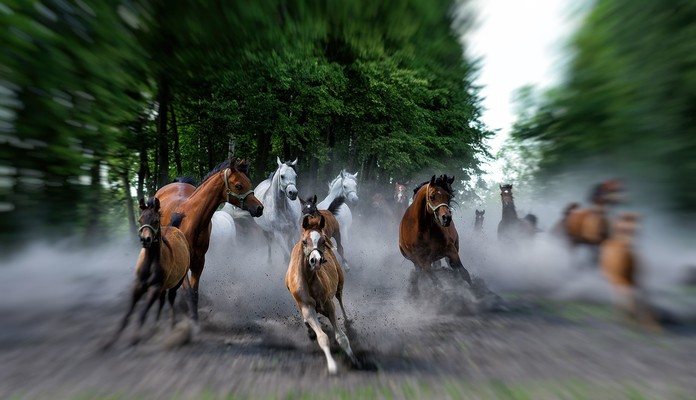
327,196,345,215
201,159,250,185
174,176,197,186
328,175,342,190
412,175,455,199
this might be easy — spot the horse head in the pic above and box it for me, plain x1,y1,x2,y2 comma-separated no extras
475,209,485,228
225,158,264,217
138,197,161,248
340,169,359,203
499,184,514,207
300,194,318,216
371,192,386,209
276,157,299,201
301,214,330,271
591,179,625,206
426,174,455,227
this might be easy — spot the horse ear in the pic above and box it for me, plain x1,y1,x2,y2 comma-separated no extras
353,171,358,177
300,197,307,207
138,198,147,210
229,157,237,172
430,175,436,185
340,169,346,178
291,158,298,166
154,197,160,212
481,210,485,215
302,214,311,230
319,215,325,230
312,194,317,204
448,175,455,184
276,156,282,167
499,184,503,190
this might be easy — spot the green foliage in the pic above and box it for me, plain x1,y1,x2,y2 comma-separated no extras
510,0,696,212
0,0,491,245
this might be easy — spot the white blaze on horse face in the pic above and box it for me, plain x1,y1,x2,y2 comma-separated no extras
307,230,323,269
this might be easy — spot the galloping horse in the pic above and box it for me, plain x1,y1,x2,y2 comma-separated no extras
253,157,302,261
286,214,359,374
393,181,410,217
317,169,359,244
497,184,538,242
300,194,349,271
474,209,485,232
104,198,190,348
599,213,661,331
155,158,264,322
553,179,624,263
399,175,472,289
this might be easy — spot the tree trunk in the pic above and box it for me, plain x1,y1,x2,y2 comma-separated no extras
137,129,149,201
228,132,236,160
254,130,272,182
122,170,137,235
85,157,102,243
156,77,170,188
171,103,182,176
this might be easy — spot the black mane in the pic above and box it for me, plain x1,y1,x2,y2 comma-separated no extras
412,175,455,199
201,159,250,185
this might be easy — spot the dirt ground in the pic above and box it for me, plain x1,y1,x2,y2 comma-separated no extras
1,215,695,399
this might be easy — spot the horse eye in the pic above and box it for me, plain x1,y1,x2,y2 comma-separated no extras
302,239,307,245
235,183,243,190
429,195,435,200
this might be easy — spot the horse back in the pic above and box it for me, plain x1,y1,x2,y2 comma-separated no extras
566,208,608,244
319,210,340,238
160,226,190,289
156,183,196,225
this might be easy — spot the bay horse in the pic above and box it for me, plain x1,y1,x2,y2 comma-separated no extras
553,179,624,264
599,212,661,331
300,194,349,271
474,209,485,232
399,174,472,290
104,198,190,348
253,157,302,261
285,214,359,374
497,184,538,242
155,158,264,322
317,169,359,245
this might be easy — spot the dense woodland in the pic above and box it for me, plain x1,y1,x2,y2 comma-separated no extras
0,0,490,245
2,0,695,247
509,0,696,214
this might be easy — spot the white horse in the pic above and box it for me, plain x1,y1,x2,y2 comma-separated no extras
208,204,238,263
317,169,359,250
253,157,302,261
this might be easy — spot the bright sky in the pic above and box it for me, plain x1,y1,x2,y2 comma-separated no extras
463,0,580,181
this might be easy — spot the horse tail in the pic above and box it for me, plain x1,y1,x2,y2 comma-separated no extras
174,176,197,186
328,196,345,215
170,213,185,229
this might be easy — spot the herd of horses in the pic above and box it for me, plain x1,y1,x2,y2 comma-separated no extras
104,157,660,372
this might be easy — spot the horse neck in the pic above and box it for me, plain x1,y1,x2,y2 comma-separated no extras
325,177,343,202
182,171,226,236
266,171,287,207
413,188,435,227
501,200,518,221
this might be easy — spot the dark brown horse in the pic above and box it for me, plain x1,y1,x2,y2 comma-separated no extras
300,194,349,271
104,198,190,348
497,184,538,242
474,209,485,232
399,175,472,290
155,158,264,321
554,179,624,263
286,214,359,374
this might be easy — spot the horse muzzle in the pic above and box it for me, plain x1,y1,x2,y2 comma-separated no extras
140,236,153,248
440,214,452,227
347,192,358,203
286,187,298,201
248,203,264,217
308,250,325,270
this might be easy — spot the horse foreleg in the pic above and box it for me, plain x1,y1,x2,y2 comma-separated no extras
327,303,359,368
333,231,349,272
263,230,274,263
301,305,337,375
335,286,349,323
132,285,161,345
446,251,472,285
155,290,166,323
181,274,197,322
102,282,146,350
169,278,184,329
